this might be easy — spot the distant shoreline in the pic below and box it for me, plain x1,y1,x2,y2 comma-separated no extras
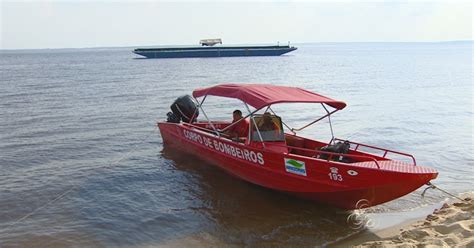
1,40,473,52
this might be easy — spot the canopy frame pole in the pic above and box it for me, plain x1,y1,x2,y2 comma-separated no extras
244,103,265,148
189,96,201,122
193,96,262,142
194,95,220,137
267,106,295,135
322,103,335,144
291,105,339,132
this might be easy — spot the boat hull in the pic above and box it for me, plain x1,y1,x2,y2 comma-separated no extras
158,122,437,209
134,46,297,58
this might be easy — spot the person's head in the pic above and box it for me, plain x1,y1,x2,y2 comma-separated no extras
233,110,243,121
263,112,272,123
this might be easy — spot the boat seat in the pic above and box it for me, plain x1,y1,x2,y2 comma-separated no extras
286,135,306,155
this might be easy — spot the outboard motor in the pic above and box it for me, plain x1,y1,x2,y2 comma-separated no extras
166,112,181,123
167,95,199,123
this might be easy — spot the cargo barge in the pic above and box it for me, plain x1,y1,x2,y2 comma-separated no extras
133,39,297,59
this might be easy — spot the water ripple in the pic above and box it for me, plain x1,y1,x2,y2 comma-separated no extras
0,42,472,247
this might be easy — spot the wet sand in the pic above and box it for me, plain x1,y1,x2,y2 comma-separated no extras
333,193,474,247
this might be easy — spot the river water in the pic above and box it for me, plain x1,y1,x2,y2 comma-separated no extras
0,42,472,247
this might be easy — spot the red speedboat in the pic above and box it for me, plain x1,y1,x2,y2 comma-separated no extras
158,84,438,209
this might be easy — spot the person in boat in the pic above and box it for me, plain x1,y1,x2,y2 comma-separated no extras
258,112,280,132
255,112,282,141
225,110,249,141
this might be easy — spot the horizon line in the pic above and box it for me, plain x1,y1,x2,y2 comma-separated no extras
1,40,472,51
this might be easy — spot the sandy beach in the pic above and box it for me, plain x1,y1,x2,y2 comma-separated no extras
335,194,474,247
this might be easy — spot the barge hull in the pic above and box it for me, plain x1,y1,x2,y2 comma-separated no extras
133,47,297,58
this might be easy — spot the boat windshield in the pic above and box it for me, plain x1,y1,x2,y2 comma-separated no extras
250,114,285,142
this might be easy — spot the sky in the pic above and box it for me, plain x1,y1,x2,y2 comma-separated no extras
1,0,472,49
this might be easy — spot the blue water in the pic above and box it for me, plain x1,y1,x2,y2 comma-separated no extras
0,42,472,247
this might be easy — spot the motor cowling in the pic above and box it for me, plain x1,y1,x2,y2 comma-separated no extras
167,95,199,123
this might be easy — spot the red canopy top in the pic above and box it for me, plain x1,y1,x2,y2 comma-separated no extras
192,84,346,110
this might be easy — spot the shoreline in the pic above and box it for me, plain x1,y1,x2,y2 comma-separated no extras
330,192,474,247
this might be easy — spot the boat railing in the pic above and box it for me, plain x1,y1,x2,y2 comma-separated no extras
179,123,396,169
183,122,219,133
333,138,417,166
182,122,233,138
280,144,382,169
180,123,385,169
